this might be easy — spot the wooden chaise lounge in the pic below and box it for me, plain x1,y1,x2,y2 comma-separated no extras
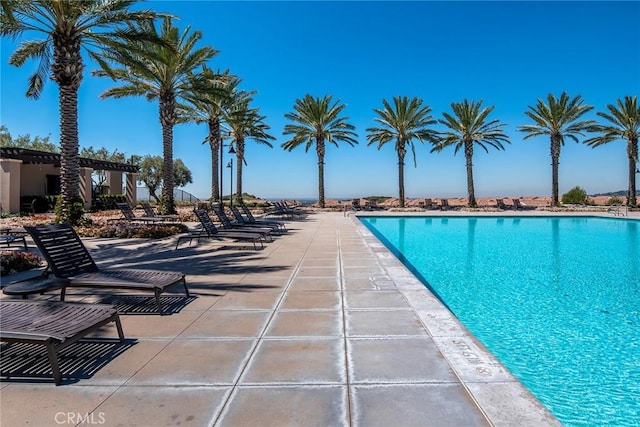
25,223,189,315
0,300,124,385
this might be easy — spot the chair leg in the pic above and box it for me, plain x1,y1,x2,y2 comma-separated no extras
45,342,62,386
182,278,190,297
154,289,163,315
113,314,125,342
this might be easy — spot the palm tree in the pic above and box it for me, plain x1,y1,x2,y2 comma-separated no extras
224,99,275,205
584,96,640,207
432,99,510,207
93,17,216,214
518,92,595,207
180,67,240,201
0,0,164,223
366,96,437,208
282,95,357,208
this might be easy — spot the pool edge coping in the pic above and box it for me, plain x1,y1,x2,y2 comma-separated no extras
351,214,562,426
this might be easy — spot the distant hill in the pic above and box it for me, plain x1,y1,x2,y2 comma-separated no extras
591,190,640,197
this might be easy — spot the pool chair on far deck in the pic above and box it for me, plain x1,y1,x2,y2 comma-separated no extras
24,223,189,315
210,204,274,241
230,206,287,233
240,205,287,231
496,198,508,210
175,209,265,250
140,201,180,222
439,198,452,210
265,201,306,219
512,198,528,210
113,202,162,224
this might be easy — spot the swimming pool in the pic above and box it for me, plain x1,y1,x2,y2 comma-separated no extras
359,216,640,426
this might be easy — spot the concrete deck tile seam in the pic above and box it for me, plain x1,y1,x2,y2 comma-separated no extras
336,225,355,427
344,307,414,312
234,381,346,387
348,380,463,385
210,217,332,426
112,318,211,390
171,337,258,342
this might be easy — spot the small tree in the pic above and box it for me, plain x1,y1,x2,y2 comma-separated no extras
135,156,193,205
561,186,589,205
0,125,58,152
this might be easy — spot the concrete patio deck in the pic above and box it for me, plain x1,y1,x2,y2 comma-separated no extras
0,211,568,426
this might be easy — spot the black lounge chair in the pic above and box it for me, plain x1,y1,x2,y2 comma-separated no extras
0,300,124,385
210,204,274,241
439,199,452,210
113,202,162,224
175,209,265,250
265,201,306,219
230,206,286,232
24,223,189,315
240,205,287,230
140,201,180,222
0,228,27,249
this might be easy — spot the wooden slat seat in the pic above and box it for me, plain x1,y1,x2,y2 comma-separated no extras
0,300,124,385
24,223,189,315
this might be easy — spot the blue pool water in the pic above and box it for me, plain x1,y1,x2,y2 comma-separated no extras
360,216,640,426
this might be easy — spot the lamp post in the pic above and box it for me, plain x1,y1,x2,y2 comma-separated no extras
219,142,236,205
226,158,233,208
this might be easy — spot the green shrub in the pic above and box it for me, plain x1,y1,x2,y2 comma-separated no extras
562,186,589,205
20,195,58,214
55,196,91,226
0,251,43,276
93,194,126,211
76,223,188,239
606,196,624,206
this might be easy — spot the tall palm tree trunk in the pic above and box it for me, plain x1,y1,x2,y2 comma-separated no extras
159,93,176,214
235,138,245,205
58,84,81,219
209,118,220,202
550,137,561,207
52,33,83,223
628,139,638,206
317,140,326,208
398,148,406,208
465,141,476,207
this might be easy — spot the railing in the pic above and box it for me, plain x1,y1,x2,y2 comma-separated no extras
136,187,200,203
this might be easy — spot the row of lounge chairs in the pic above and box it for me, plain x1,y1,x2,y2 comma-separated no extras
176,204,287,250
1,203,299,385
112,202,180,224
496,198,529,210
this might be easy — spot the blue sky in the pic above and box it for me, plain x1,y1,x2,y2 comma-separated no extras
1,1,639,201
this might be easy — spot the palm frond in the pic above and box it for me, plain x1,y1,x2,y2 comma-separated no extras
282,94,358,151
